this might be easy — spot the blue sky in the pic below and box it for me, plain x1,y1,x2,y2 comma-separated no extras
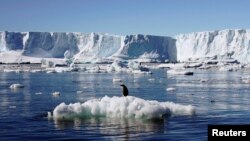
0,0,249,36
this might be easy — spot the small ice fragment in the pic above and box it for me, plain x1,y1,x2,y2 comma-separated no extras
52,92,60,97
10,84,24,89
166,87,177,92
113,78,123,83
35,92,43,95
47,112,52,118
76,91,83,94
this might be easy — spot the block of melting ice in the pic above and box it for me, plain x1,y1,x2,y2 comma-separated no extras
167,69,194,75
52,92,60,97
50,96,195,120
241,76,250,84
9,83,24,89
112,78,123,83
166,87,177,92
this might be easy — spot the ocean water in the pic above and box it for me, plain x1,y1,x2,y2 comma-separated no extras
0,69,250,140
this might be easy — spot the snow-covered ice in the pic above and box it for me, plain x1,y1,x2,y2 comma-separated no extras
0,31,176,64
175,29,250,63
49,96,195,120
1,29,250,73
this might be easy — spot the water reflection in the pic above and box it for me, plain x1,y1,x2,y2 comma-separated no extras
54,117,165,140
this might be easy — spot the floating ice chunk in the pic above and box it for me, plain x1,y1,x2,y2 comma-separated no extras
35,92,42,95
241,76,250,84
86,66,102,73
132,70,152,74
52,92,60,97
50,96,195,120
46,70,56,73
108,60,128,72
113,78,123,83
184,63,202,68
148,78,155,81
198,65,211,70
127,60,150,72
47,112,52,118
218,64,243,72
242,79,250,84
10,83,24,89
166,87,177,92
46,68,56,73
30,69,43,73
9,106,16,109
167,69,193,75
219,66,233,72
200,79,209,83
157,63,185,69
54,67,70,73
76,91,83,94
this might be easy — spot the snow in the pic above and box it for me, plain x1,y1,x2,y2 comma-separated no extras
50,96,195,120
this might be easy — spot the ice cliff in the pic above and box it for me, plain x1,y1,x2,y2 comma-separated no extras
0,29,250,63
0,31,176,63
175,29,250,63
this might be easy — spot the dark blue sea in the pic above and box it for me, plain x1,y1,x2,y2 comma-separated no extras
0,69,250,140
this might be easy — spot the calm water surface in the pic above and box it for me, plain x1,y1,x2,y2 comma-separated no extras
0,69,250,140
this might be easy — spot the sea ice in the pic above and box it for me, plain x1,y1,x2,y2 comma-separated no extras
50,96,195,120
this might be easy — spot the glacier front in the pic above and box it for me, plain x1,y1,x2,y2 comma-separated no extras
175,29,250,63
1,29,250,64
0,31,176,63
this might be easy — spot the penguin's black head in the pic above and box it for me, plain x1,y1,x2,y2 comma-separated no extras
120,84,125,87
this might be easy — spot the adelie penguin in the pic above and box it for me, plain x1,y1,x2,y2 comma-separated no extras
120,84,129,97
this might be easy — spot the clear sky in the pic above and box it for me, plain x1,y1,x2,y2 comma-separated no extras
0,0,249,36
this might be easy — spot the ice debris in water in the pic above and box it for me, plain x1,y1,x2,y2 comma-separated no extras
52,92,60,97
49,96,195,120
112,78,123,83
9,83,24,89
166,87,177,92
167,69,194,75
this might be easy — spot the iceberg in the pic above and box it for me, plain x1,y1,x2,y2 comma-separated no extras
50,96,195,120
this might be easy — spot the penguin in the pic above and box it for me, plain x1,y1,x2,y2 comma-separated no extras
120,84,129,97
